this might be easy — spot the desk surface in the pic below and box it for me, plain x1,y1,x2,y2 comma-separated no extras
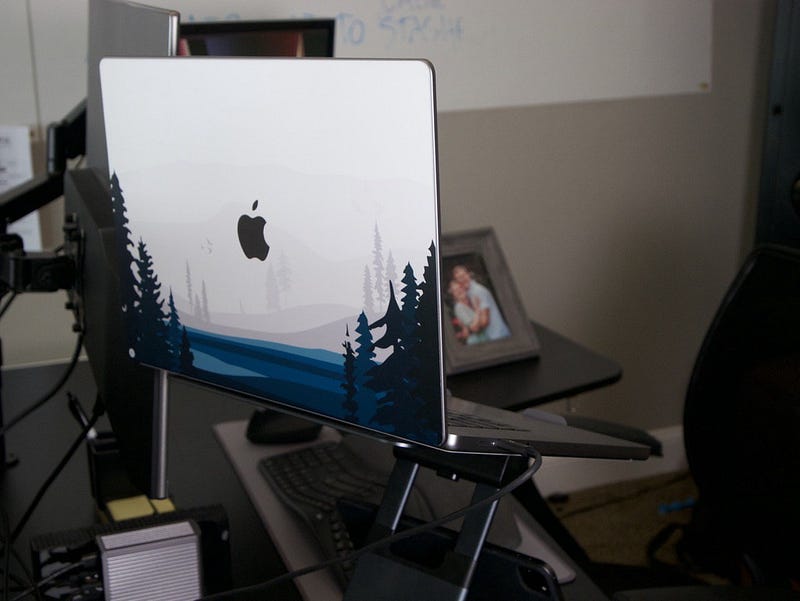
447,321,621,411
1,323,619,600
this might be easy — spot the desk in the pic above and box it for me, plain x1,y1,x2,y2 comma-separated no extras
1,321,620,600
214,419,609,601
448,321,621,410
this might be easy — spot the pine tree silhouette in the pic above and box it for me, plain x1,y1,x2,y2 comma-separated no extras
341,325,358,421
386,251,398,301
179,326,194,373
371,280,404,354
367,258,440,442
353,311,378,424
400,262,420,356
362,265,374,316
368,279,418,432
109,172,138,344
133,238,170,362
166,288,184,370
372,224,386,312
108,173,195,370
185,261,194,313
412,242,441,432
201,280,210,322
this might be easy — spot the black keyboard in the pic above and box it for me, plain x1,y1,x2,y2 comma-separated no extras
258,441,387,586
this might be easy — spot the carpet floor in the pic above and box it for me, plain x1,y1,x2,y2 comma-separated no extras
546,470,733,591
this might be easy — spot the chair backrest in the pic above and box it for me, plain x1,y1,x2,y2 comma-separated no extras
683,244,800,583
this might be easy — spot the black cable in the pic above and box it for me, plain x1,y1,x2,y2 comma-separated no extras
10,394,102,544
0,293,17,321
0,512,35,601
0,332,83,439
200,443,544,601
9,557,86,601
6,548,41,601
2,505,10,601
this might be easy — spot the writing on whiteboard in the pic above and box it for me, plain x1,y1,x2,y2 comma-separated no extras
377,1,463,47
183,2,464,50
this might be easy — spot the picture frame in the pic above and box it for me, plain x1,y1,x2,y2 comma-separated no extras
440,227,540,374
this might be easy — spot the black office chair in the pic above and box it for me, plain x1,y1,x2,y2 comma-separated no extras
610,244,800,599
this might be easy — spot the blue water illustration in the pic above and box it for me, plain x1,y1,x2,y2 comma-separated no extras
178,326,440,445
186,327,346,414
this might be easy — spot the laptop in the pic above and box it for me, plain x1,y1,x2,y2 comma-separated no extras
99,57,647,461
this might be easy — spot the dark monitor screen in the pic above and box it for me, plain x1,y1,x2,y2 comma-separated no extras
178,19,335,58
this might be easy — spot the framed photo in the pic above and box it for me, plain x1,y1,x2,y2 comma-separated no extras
440,227,540,374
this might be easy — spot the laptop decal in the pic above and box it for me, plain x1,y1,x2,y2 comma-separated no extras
102,58,444,446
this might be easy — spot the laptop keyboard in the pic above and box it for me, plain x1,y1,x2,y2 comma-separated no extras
258,441,386,587
446,410,529,432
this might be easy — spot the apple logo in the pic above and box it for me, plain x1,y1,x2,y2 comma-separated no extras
237,200,270,261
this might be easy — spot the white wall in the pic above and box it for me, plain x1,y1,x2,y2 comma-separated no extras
436,0,774,430
0,1,776,433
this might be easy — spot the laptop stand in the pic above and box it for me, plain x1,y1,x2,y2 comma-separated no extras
342,445,562,601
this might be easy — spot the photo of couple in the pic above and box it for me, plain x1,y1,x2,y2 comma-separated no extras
444,255,511,346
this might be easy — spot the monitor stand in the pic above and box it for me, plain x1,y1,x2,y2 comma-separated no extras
151,369,170,498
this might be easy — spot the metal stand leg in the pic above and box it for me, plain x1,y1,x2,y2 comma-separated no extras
342,447,550,601
150,369,169,499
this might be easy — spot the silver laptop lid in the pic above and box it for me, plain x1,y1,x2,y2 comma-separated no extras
100,57,447,446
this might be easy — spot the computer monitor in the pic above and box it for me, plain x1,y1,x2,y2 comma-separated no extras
68,0,180,498
85,0,180,173
178,19,335,58
70,1,335,498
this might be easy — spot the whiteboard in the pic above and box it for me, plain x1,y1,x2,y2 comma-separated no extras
171,0,713,111
4,0,712,131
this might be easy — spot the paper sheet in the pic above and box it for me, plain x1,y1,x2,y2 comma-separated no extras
0,125,41,250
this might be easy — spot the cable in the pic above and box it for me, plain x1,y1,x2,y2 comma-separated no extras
10,394,102,545
200,443,543,601
0,293,17,321
0,332,83,439
2,506,10,601
9,557,87,601
0,512,36,601
6,548,41,601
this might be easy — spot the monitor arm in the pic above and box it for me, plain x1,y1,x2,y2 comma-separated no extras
0,100,85,294
0,99,86,228
0,102,86,473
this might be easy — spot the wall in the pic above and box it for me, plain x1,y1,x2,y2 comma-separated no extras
436,0,775,430
0,1,776,433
